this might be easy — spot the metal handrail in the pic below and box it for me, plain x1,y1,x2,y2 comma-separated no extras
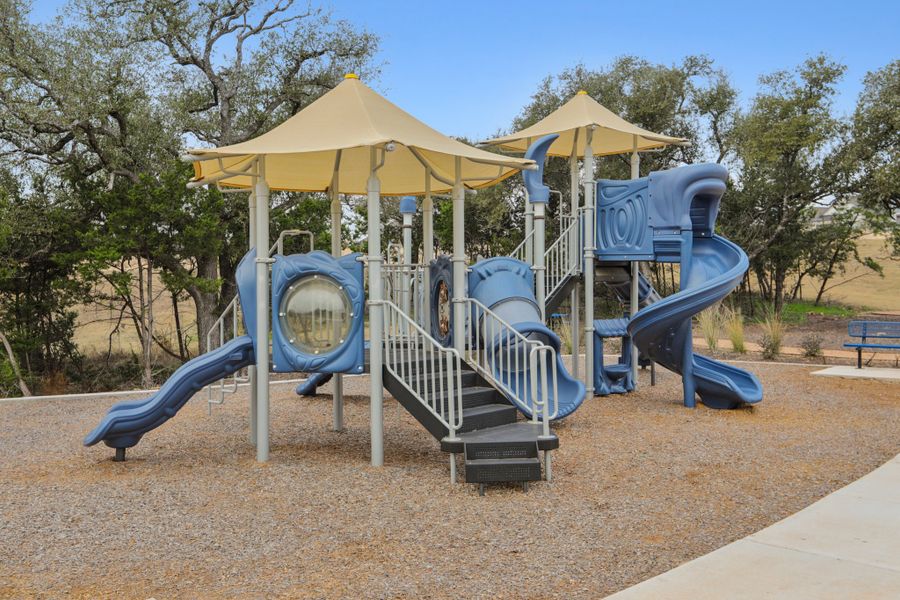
509,229,535,263
545,216,582,301
382,300,464,482
269,229,314,256
206,295,248,411
381,263,426,329
463,297,559,432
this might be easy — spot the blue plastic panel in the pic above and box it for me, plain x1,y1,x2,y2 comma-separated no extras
271,251,365,374
522,134,558,204
595,177,654,260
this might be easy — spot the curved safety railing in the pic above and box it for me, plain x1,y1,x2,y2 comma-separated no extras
464,298,558,439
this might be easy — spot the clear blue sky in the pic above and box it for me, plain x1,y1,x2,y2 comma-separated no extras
29,0,900,140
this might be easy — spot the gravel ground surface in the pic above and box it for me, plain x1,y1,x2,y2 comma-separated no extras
2,363,899,599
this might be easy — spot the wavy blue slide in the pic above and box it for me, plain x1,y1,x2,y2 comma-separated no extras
84,335,255,453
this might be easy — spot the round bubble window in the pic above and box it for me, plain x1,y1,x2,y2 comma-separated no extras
279,275,353,355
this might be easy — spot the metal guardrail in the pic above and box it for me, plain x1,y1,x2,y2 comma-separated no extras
206,295,248,412
545,216,581,301
382,299,464,482
510,229,535,263
382,263,426,329
463,298,558,437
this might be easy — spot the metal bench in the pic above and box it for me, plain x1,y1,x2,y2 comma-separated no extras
843,320,900,368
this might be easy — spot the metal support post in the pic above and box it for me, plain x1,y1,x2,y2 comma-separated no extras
330,162,344,432
368,147,384,466
583,128,596,396
254,157,271,462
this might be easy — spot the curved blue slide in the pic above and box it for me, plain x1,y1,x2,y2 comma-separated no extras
84,335,255,451
296,372,333,396
629,235,762,409
468,257,586,419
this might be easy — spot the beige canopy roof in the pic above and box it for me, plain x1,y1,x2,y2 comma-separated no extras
187,75,534,195
481,91,688,158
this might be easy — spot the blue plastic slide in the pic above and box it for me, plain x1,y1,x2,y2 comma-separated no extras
628,235,763,409
296,372,333,396
84,335,255,451
468,257,586,419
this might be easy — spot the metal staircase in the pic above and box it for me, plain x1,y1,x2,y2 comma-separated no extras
379,299,558,492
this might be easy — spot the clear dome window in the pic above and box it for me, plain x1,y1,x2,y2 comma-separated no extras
279,276,352,355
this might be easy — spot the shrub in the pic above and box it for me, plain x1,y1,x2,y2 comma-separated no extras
760,311,784,360
800,333,824,358
724,306,746,354
697,305,722,351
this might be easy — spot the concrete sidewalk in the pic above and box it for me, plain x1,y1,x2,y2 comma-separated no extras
607,454,900,599
812,365,900,381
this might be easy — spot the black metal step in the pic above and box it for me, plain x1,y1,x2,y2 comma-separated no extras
464,457,542,483
459,403,518,433
464,440,538,460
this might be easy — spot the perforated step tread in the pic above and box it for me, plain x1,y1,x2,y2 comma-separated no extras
459,403,518,433
464,457,542,483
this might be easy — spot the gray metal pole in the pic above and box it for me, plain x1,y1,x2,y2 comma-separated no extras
630,136,640,385
569,151,580,379
583,128,595,396
524,137,534,265
422,176,433,336
254,156,271,462
452,157,465,355
402,211,413,318
248,187,257,445
330,164,344,432
367,147,384,467
534,202,546,319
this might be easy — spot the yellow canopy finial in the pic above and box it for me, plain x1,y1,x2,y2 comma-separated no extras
344,73,359,80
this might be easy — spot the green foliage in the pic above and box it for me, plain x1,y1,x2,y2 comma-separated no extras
0,169,91,389
780,300,857,325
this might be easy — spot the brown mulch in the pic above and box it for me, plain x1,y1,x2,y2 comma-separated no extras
1,364,899,599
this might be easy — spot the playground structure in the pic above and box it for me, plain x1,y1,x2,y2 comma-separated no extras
84,77,762,491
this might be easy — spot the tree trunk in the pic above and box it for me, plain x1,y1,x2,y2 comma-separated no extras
0,330,31,396
773,264,786,314
172,290,187,361
190,254,221,355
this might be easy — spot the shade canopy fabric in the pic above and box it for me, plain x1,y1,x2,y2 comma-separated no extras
187,75,534,195
481,91,687,158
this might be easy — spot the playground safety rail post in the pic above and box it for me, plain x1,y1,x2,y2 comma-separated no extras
569,140,580,379
254,155,271,462
330,157,344,431
382,300,463,483
630,135,640,384
368,146,385,467
583,127,596,396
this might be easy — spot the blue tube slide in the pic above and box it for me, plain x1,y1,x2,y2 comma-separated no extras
628,235,763,409
84,335,255,450
468,257,586,419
